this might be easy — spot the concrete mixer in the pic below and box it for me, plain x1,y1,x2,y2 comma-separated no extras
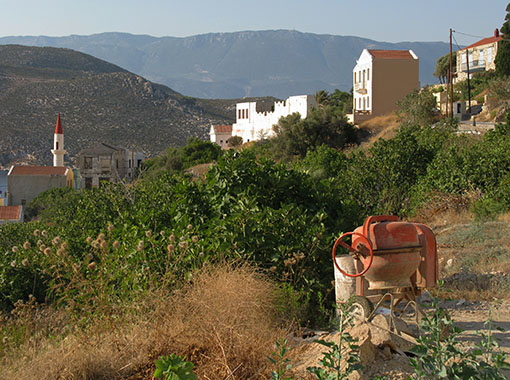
332,215,438,321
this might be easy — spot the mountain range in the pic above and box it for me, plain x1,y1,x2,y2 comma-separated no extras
0,30,450,99
0,45,237,167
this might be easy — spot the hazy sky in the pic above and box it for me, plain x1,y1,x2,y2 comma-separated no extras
0,0,508,45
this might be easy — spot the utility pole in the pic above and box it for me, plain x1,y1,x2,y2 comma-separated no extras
449,28,454,118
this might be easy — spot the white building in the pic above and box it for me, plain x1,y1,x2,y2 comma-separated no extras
210,95,317,145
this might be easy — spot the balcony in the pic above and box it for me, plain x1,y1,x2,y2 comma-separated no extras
354,81,368,94
460,60,486,73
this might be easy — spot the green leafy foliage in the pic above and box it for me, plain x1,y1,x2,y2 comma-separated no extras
268,339,296,380
307,299,362,379
273,105,357,159
434,53,456,84
496,4,510,76
143,137,222,175
154,354,197,380
397,89,438,127
410,285,510,379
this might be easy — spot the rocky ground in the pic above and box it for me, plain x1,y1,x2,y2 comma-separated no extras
290,297,510,379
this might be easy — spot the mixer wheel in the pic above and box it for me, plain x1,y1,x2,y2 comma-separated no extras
350,296,373,319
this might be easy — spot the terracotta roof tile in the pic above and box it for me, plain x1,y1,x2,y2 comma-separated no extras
0,206,22,221
214,125,233,133
368,50,415,59
463,35,503,50
9,166,68,176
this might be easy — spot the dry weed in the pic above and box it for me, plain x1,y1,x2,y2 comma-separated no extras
357,113,400,148
0,263,287,380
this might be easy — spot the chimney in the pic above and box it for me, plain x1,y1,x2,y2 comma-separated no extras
495,28,500,38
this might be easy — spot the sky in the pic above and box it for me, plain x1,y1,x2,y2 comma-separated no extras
0,0,508,45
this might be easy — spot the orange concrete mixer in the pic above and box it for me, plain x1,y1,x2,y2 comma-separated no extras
332,215,438,319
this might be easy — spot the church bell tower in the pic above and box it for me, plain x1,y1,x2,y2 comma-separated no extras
51,113,66,167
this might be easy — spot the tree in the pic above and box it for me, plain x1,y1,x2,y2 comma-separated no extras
496,3,510,76
314,90,330,108
273,106,357,158
227,135,243,148
397,89,438,126
434,53,456,84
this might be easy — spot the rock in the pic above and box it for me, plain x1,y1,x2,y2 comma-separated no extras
446,258,454,268
369,314,416,353
418,290,433,304
349,323,376,366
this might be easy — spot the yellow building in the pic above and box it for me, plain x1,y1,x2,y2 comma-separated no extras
456,29,502,82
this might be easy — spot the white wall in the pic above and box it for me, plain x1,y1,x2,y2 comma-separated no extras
352,49,373,113
232,95,316,142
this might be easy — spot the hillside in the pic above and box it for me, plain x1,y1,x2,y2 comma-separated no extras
0,45,237,167
0,30,451,98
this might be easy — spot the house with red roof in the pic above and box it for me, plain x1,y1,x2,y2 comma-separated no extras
7,166,74,206
352,49,419,122
0,205,23,225
210,125,233,148
456,29,502,82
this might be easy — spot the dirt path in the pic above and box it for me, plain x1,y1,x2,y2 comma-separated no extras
442,300,510,353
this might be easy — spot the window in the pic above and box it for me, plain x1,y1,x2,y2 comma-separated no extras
116,160,119,169
367,68,370,81
238,109,242,119
84,157,93,169
359,98,361,109
85,177,92,189
137,159,142,168
101,159,110,169
363,70,365,82
246,109,248,119
56,142,59,150
363,97,366,110
367,96,370,109
468,51,473,64
479,49,485,65
354,72,356,83
488,47,493,62
21,199,26,206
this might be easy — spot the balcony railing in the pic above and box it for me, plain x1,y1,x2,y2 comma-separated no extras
460,60,485,71
354,81,367,94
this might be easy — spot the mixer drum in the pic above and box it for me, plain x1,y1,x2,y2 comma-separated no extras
353,216,422,290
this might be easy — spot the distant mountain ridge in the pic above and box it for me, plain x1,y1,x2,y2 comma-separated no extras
0,45,236,167
0,30,450,99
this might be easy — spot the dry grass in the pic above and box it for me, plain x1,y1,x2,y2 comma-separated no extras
435,218,510,301
357,113,401,149
410,191,477,228
0,263,287,380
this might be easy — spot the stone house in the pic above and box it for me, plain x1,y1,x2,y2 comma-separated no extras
352,49,419,122
209,125,233,148
78,143,144,189
456,29,502,82
7,166,74,206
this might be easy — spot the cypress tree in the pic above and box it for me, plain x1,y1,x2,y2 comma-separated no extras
495,3,510,76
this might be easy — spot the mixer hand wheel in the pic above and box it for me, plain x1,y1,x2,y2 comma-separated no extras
332,232,374,278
